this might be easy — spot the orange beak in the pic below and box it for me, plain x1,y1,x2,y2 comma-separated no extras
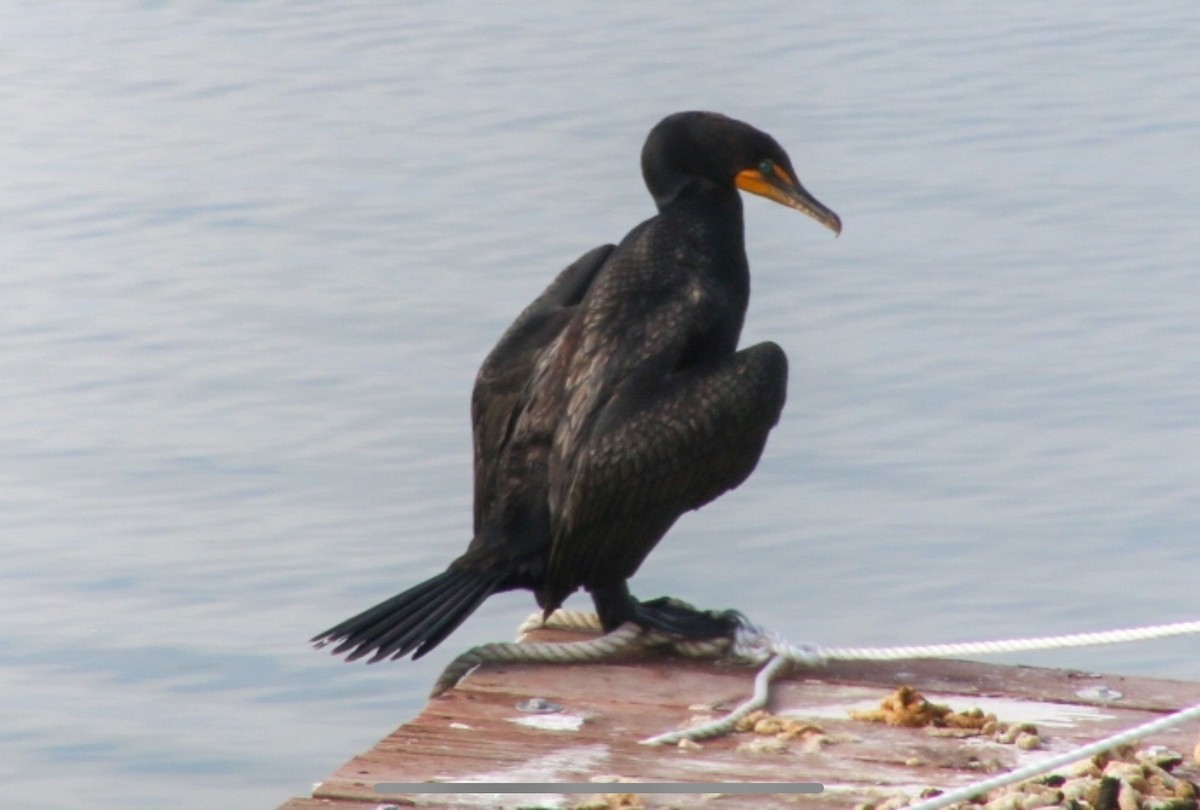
735,165,842,236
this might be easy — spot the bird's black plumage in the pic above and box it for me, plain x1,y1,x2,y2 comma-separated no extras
313,111,841,663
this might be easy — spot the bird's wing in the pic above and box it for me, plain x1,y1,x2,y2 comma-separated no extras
543,340,788,604
470,244,614,534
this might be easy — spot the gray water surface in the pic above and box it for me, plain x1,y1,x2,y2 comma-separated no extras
2,3,1198,808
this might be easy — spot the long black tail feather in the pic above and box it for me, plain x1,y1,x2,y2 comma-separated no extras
312,567,500,662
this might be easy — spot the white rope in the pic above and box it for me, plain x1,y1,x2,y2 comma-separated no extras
902,699,1200,810
431,621,646,696
511,613,1200,667
641,651,791,745
435,612,1200,751
639,617,1200,745
814,618,1200,662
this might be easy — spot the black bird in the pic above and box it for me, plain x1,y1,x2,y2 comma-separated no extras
313,111,841,663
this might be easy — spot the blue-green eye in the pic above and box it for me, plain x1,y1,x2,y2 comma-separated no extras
757,159,775,177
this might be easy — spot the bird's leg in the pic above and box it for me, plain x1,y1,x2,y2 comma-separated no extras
590,582,738,640
590,581,641,631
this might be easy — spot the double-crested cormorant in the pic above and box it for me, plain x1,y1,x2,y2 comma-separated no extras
313,111,840,663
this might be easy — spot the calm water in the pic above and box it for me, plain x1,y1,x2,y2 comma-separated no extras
2,2,1198,808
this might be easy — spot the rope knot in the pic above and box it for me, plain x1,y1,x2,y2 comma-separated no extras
728,619,776,665
726,616,824,667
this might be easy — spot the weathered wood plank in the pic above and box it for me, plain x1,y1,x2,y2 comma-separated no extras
281,629,1200,809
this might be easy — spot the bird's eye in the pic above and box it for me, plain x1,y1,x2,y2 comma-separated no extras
757,159,775,177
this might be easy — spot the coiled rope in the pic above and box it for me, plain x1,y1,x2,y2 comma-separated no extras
431,610,1200,792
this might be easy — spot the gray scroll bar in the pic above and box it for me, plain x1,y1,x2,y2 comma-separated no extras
374,782,824,794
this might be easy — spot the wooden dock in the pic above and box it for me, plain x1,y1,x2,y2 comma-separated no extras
279,625,1200,809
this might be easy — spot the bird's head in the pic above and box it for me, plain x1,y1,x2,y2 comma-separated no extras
641,111,841,236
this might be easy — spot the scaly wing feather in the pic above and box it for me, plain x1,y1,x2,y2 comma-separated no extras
470,245,613,533
543,341,787,604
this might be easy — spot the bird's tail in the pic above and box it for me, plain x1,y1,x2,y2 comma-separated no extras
312,566,500,662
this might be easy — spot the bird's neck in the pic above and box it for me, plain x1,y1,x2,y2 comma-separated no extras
661,181,749,290
663,179,745,241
